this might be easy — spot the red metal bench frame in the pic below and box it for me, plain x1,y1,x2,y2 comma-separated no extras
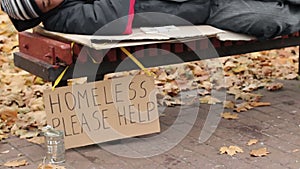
14,31,300,84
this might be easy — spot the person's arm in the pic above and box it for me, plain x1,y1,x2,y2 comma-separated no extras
43,0,135,35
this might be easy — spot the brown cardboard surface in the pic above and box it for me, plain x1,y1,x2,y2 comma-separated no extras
34,25,257,50
43,75,160,149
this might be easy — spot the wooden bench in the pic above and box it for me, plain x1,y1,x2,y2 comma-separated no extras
13,26,300,84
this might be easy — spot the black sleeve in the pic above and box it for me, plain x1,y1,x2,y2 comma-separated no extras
43,0,134,35
10,18,42,32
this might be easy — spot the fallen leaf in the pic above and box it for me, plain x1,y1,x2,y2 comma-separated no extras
199,96,221,105
3,159,28,167
164,99,185,107
242,83,260,92
234,102,253,113
198,81,212,91
250,148,270,157
250,102,271,107
232,65,248,73
28,97,45,111
219,147,227,154
221,112,239,120
13,128,27,136
220,145,244,156
198,89,210,96
38,164,66,169
235,92,262,102
223,101,235,109
193,75,210,83
247,139,258,146
1,150,9,154
223,76,236,89
223,60,237,71
27,136,45,145
19,131,39,139
23,111,46,126
33,76,46,85
162,81,180,96
192,66,206,76
284,73,298,80
227,86,241,96
0,108,18,126
0,134,8,140
157,71,168,82
265,83,283,91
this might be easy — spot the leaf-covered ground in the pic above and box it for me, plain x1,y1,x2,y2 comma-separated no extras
0,11,51,141
0,10,299,160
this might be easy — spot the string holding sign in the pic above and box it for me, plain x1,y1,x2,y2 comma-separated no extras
120,47,154,76
52,66,69,91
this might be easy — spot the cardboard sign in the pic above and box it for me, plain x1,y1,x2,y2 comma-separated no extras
43,75,160,149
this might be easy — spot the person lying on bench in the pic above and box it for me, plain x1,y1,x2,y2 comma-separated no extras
1,0,300,39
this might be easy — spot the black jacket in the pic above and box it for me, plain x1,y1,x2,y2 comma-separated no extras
10,0,210,35
8,0,299,35
43,0,134,35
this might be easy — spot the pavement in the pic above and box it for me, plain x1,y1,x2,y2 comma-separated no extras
1,79,300,169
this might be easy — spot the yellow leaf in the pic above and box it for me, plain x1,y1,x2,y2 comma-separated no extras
229,146,244,153
157,71,168,82
247,139,258,146
164,99,185,107
219,146,228,154
284,73,298,80
265,83,283,91
28,97,45,111
250,102,271,107
242,84,260,92
163,81,180,96
24,111,47,127
199,96,221,105
223,61,236,71
234,102,253,113
199,81,212,91
33,77,45,85
193,66,206,76
27,136,45,145
235,92,262,102
232,65,248,73
3,159,28,167
219,145,243,156
19,131,40,139
38,163,66,169
221,112,239,120
0,134,8,140
223,101,235,109
227,86,241,96
250,148,270,157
